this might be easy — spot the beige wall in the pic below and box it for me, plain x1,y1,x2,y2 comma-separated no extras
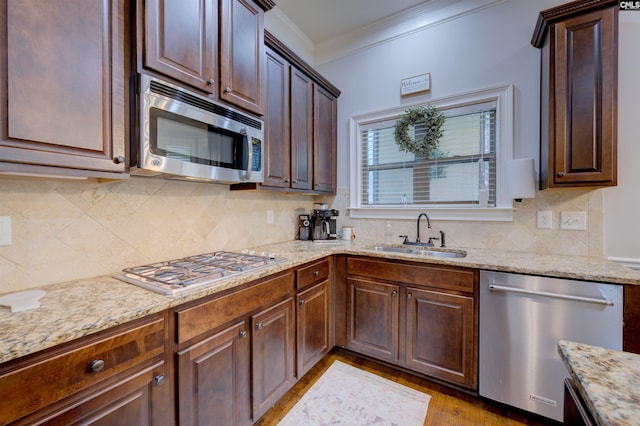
0,177,314,293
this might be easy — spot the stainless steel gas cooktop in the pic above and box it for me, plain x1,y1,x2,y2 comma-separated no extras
114,251,285,295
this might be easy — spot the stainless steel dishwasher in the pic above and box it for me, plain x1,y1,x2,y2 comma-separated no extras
479,270,623,422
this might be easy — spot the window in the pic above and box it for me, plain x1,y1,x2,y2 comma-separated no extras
349,85,514,221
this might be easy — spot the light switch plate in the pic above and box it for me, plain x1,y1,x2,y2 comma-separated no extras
0,216,12,245
560,211,587,230
537,211,552,229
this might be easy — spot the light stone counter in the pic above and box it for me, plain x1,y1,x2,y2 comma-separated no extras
558,340,640,426
1,240,639,365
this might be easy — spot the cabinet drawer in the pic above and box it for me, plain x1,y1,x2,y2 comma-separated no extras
296,258,330,290
0,315,165,425
347,257,476,293
176,271,294,344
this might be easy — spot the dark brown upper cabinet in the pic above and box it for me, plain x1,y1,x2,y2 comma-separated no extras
0,0,129,179
532,0,618,189
144,0,218,95
140,0,267,115
231,31,340,195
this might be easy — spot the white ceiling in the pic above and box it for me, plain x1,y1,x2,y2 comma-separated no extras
274,0,431,44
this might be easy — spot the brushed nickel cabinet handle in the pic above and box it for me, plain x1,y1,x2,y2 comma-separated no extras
557,172,565,177
407,293,412,299
113,156,125,164
392,290,397,297
224,86,231,93
255,322,263,330
313,271,319,276
154,375,165,386
239,331,247,338
299,299,305,305
207,78,215,85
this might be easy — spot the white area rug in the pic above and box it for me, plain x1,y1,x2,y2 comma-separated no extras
278,360,431,425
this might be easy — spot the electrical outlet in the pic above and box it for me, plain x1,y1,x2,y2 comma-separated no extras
0,216,12,245
560,211,587,230
266,210,274,225
537,211,552,229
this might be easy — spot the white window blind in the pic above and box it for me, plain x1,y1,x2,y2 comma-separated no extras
360,101,497,208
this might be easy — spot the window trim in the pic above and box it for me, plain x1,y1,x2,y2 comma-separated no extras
349,84,515,222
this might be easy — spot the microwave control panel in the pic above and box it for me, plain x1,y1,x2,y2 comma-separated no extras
251,138,262,172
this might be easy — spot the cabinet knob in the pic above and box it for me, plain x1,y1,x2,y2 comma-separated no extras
299,299,305,305
313,271,319,276
113,156,125,164
392,290,397,297
154,375,165,386
239,330,247,338
292,180,297,184
90,359,105,372
224,86,231,93
207,78,215,85
255,322,263,330
557,172,565,177
284,179,289,183
407,293,412,299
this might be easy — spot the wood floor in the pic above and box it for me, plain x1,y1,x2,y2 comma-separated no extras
255,348,557,426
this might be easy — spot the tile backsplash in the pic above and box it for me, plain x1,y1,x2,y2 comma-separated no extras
0,177,313,294
321,187,603,257
1,178,604,294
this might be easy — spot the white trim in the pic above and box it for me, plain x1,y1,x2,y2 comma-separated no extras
608,256,640,271
348,207,514,222
349,84,514,222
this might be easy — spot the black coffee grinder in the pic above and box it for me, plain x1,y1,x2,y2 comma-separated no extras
298,214,311,240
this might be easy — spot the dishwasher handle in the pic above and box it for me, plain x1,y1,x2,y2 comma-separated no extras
488,284,615,306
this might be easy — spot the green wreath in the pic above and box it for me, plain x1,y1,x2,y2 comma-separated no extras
394,105,445,156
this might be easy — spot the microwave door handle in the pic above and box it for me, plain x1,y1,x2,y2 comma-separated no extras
243,129,251,180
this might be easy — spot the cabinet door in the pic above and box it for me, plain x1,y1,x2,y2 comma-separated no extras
144,0,217,93
262,47,290,188
346,277,399,363
405,286,476,389
290,68,314,190
297,280,331,377
313,84,337,193
0,0,127,176
18,362,168,426
177,321,251,426
220,0,264,115
252,297,296,420
546,6,617,187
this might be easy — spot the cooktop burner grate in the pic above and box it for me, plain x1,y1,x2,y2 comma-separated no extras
115,251,284,295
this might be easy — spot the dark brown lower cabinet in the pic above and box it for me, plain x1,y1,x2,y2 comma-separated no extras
251,297,296,420
296,280,331,377
342,257,478,390
177,321,251,426
564,378,595,425
0,313,170,425
346,277,399,363
405,287,475,388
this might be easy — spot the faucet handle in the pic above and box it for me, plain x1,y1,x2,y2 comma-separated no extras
399,235,409,244
439,230,446,248
427,236,439,247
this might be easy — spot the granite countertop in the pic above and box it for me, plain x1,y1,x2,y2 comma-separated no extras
1,240,639,365
558,340,640,426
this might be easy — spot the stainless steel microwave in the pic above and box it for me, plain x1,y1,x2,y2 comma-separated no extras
131,74,264,184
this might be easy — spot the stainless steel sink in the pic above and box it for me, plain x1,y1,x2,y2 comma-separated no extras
367,245,467,258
